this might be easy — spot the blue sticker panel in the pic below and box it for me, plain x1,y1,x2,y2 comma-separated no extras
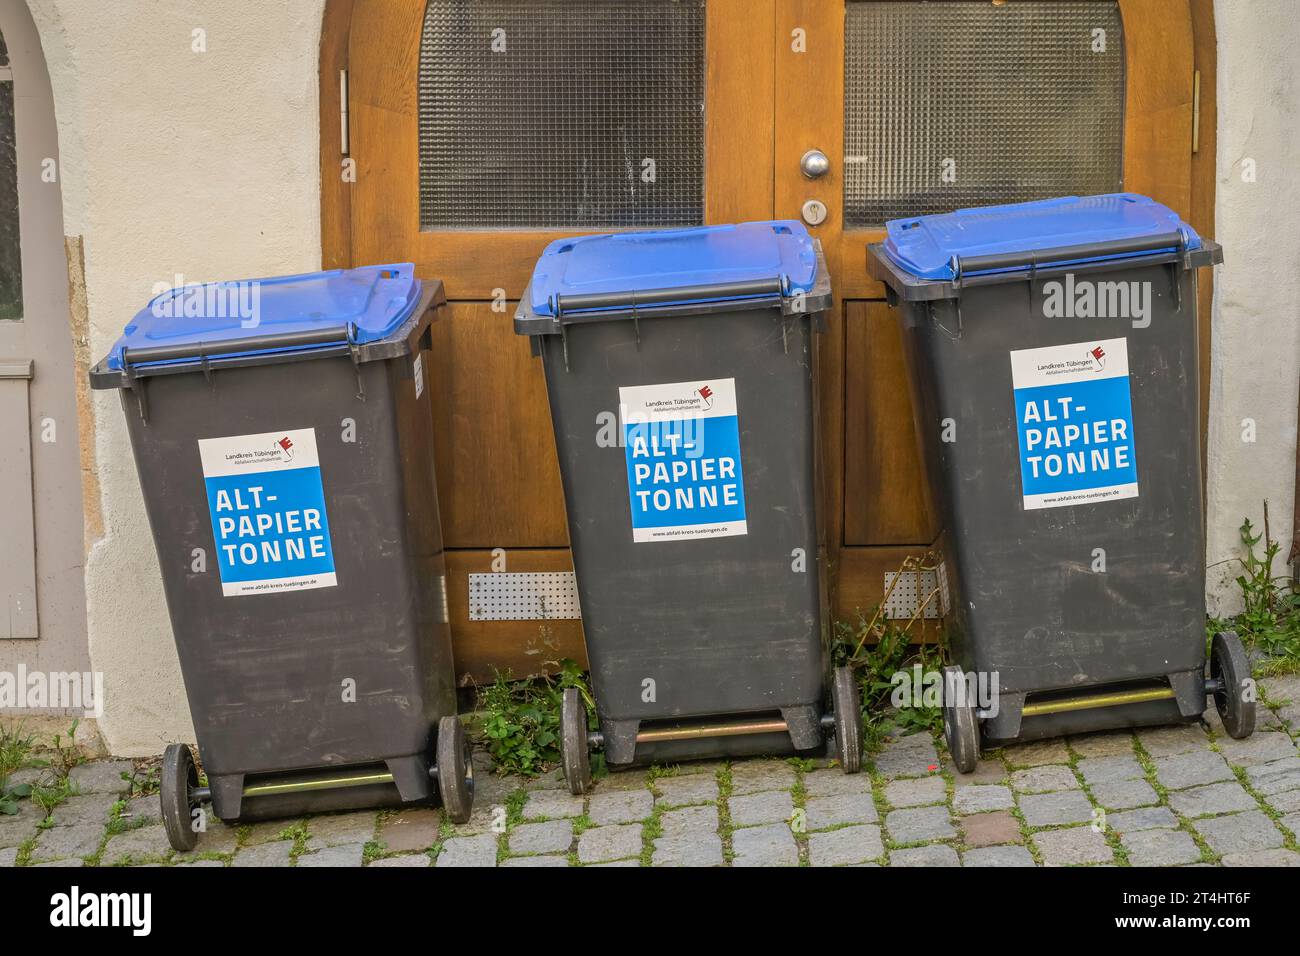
618,379,747,543
1010,338,1139,510
198,428,338,595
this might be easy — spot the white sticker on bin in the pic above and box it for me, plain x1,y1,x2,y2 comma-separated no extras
619,378,747,543
198,427,337,596
1009,337,1139,511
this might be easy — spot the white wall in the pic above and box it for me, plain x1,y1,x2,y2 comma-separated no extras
31,0,325,754
1205,0,1300,616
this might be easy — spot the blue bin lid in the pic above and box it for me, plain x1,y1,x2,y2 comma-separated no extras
527,221,819,317
104,264,421,371
881,194,1203,281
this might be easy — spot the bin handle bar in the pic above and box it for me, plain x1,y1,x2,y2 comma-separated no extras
552,276,787,319
121,324,354,369
952,230,1189,281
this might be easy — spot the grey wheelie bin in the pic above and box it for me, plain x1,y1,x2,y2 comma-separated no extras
90,264,473,848
866,194,1253,771
515,221,863,794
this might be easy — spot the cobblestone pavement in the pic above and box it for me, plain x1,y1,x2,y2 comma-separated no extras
4,674,1300,867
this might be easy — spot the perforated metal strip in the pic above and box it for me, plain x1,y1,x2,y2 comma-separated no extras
468,572,582,621
844,0,1125,226
419,0,706,230
883,570,945,621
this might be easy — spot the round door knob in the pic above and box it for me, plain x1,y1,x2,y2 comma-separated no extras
800,149,830,179
801,199,828,226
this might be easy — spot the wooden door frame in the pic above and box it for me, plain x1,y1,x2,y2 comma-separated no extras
319,0,1218,652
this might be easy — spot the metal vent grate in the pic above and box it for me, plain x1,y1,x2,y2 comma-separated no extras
883,569,945,621
419,0,706,230
468,572,582,621
844,0,1125,226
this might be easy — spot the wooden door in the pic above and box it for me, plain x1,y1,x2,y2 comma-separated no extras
326,0,1207,680
339,0,776,681
773,0,1200,627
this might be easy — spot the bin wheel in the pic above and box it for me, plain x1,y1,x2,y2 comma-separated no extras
160,743,200,852
942,665,980,774
436,715,475,824
1211,630,1256,740
831,666,863,774
560,687,592,795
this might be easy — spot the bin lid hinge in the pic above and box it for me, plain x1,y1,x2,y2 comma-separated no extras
119,350,150,424
345,322,365,400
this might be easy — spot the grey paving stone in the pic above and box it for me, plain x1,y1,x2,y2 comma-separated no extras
0,801,44,848
807,824,884,866
173,819,238,859
891,844,960,867
651,833,723,867
1193,811,1284,856
1105,806,1178,833
442,804,501,837
659,804,718,839
962,845,1035,867
522,769,567,791
1167,781,1258,818
951,758,1008,788
801,770,872,798
101,824,172,864
49,793,117,828
731,822,798,867
872,733,940,779
1245,757,1300,795
1136,724,1210,757
508,820,572,855
118,794,161,828
1018,790,1095,827
1153,750,1234,791
176,858,225,867
522,790,585,820
595,768,650,792
31,823,103,862
1068,731,1136,759
230,841,294,867
1076,755,1144,786
1276,813,1300,839
435,833,498,868
953,785,1013,815
296,843,366,867
1263,787,1300,813
728,760,796,795
666,759,727,777
1003,739,1072,768
1121,828,1201,866
33,858,83,867
501,854,568,867
1090,779,1160,810
885,805,955,843
0,846,17,867
1221,848,1300,867
588,789,653,826
67,760,135,795
472,772,521,808
586,859,641,867
805,793,877,831
729,790,793,827
367,854,431,867
1032,827,1113,865
653,775,719,807
1215,731,1298,768
884,775,946,808
960,810,1023,847
307,811,377,848
241,819,298,846
1011,765,1080,793
576,824,642,864
376,808,440,853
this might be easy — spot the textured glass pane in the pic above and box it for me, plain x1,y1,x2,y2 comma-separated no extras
844,0,1125,226
419,0,705,230
0,69,22,322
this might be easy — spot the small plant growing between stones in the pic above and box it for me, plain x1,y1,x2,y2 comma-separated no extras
1210,509,1300,675
478,658,601,776
121,762,162,798
0,723,37,815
